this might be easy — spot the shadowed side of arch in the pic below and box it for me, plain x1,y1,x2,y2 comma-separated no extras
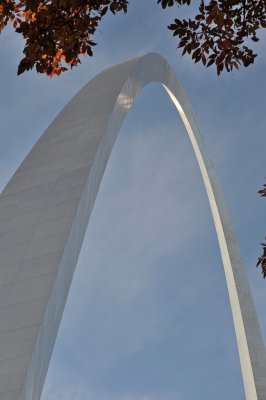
0,53,264,400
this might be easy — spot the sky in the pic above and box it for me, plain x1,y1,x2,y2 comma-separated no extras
0,1,266,399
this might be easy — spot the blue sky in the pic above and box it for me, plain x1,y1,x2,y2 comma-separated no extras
0,1,266,399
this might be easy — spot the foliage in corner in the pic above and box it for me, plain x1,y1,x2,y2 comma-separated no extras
257,183,266,278
257,239,266,278
0,0,128,77
167,0,266,75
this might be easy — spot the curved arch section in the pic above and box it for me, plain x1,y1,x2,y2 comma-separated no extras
0,54,264,400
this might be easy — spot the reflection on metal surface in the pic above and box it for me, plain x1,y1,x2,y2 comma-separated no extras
0,54,265,400
117,93,133,110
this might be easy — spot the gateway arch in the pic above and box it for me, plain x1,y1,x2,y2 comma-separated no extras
0,53,265,400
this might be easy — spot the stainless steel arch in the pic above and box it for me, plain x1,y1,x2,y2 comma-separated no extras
0,53,265,400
